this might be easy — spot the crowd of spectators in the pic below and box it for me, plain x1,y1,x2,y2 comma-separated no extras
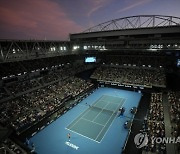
142,93,166,153
0,58,93,133
1,138,28,154
0,98,30,129
0,63,88,99
91,66,125,83
148,93,164,121
41,72,60,84
91,66,166,88
50,77,94,99
7,80,40,95
0,77,93,133
40,64,75,84
168,91,180,152
103,55,167,68
168,92,180,127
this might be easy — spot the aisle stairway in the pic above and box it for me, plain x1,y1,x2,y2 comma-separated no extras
162,93,177,154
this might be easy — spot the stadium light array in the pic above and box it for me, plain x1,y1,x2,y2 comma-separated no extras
73,45,79,50
167,44,171,48
50,47,56,51
12,48,16,54
150,44,163,49
83,46,87,50
83,45,106,50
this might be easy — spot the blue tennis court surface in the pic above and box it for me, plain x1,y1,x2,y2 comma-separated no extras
30,87,142,154
66,95,125,143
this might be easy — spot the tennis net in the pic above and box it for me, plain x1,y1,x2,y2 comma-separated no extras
90,105,119,114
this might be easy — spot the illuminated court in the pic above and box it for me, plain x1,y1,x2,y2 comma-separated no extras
30,87,142,154
66,95,126,143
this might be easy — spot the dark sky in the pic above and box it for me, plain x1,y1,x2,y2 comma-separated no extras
0,0,180,40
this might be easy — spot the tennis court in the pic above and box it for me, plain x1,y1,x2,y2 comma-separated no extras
66,95,126,143
30,87,142,154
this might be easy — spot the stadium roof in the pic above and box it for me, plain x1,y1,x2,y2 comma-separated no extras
82,15,180,33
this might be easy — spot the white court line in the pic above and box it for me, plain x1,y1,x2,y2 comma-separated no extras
92,102,110,122
100,99,121,105
94,97,122,109
116,98,126,111
95,110,116,141
67,115,84,131
94,98,123,142
98,113,118,143
121,98,126,108
81,118,105,127
92,95,106,106
100,96,126,105
105,94,126,100
67,95,127,143
102,94,124,100
98,98,127,143
65,127,100,143
117,98,126,111
67,100,116,143
114,98,126,116
67,107,92,130
67,95,109,133
91,95,124,111
92,97,126,127
112,97,126,104
98,98,125,114
67,96,107,130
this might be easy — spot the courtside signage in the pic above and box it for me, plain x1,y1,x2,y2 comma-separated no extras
65,141,79,150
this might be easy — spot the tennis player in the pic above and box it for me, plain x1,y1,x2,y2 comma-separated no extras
67,133,71,142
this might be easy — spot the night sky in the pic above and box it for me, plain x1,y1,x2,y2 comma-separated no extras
0,0,180,40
